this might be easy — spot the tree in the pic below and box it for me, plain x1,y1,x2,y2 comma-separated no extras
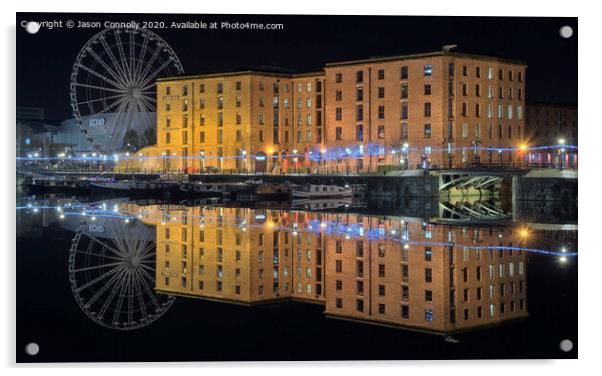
123,129,140,150
142,127,156,146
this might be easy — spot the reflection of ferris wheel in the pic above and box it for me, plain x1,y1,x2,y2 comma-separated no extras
70,28,184,152
68,219,175,330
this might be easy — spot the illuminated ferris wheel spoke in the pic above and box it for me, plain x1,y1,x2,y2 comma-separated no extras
136,269,161,309
133,32,150,83
72,261,125,273
111,269,131,325
73,248,123,262
134,44,163,87
138,240,156,259
99,36,130,83
93,268,126,314
135,99,155,135
138,58,174,89
113,30,132,85
76,93,126,107
87,233,128,259
131,271,149,322
76,63,126,91
73,82,125,94
74,264,124,294
86,48,130,89
128,30,136,81
91,228,128,257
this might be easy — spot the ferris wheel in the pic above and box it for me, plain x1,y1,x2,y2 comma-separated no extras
68,218,175,330
70,27,184,152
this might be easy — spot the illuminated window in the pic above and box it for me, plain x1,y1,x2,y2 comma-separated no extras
424,64,432,77
425,308,433,321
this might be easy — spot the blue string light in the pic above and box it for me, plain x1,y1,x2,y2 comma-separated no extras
16,143,577,163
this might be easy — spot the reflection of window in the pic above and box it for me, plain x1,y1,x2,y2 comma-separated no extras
425,308,433,321
377,125,385,139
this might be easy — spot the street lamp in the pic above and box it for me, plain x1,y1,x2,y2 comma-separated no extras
125,152,130,173
558,138,566,170
241,149,247,174
321,148,327,174
519,144,528,166
200,151,205,174
472,139,481,166
401,143,409,169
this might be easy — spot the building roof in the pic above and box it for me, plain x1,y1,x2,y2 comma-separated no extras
157,68,296,82
157,49,526,82
324,50,526,68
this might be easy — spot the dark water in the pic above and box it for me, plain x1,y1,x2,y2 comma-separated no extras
16,195,577,362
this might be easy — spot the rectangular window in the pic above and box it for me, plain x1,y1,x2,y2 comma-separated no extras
400,66,408,79
424,84,431,95
377,125,385,139
401,122,408,140
424,102,431,117
356,70,364,83
425,309,433,321
378,69,385,80
401,83,408,98
425,247,432,261
356,105,363,121
378,105,385,119
424,123,431,138
335,73,342,83
336,108,342,121
425,268,432,282
356,299,364,312
424,64,432,77
378,86,385,98
401,102,408,120
335,127,342,141
356,86,363,101
401,305,409,319
425,290,433,302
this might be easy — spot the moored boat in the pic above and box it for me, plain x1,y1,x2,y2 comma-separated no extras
291,184,352,199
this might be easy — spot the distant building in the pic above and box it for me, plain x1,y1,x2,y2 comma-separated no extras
16,107,58,157
524,103,577,167
54,112,157,154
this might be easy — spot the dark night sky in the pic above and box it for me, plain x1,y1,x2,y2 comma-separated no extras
16,13,577,121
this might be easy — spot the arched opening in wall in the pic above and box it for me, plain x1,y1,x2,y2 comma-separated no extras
255,152,267,173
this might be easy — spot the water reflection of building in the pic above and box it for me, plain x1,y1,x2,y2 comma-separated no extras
324,214,527,334
136,206,325,305
132,205,528,335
